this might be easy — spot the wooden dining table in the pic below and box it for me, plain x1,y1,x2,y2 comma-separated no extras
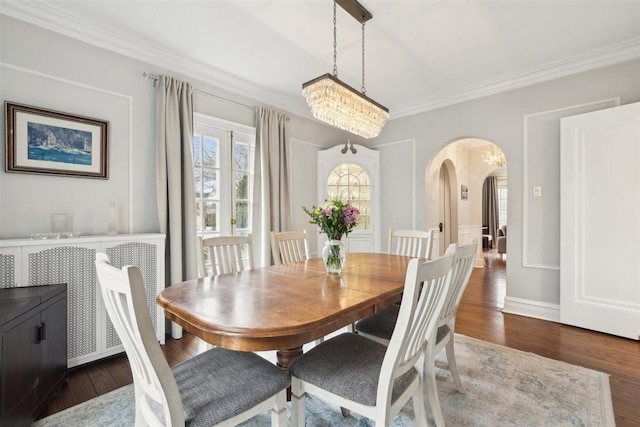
157,252,411,371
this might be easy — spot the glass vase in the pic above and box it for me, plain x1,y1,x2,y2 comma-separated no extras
322,239,346,275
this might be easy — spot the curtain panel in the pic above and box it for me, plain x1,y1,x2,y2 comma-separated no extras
252,107,291,267
482,176,500,243
156,75,199,293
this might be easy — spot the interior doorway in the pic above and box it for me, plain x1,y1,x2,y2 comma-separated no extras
425,138,506,273
438,160,458,256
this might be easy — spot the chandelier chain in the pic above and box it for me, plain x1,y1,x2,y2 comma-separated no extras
361,19,366,94
333,0,338,76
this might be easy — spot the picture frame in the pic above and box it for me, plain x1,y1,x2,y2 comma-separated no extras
5,102,109,179
461,184,469,200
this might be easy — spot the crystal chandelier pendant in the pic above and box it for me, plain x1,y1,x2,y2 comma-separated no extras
302,0,388,139
302,74,389,139
481,146,507,167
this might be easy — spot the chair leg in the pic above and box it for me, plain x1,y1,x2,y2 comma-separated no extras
290,378,306,427
425,362,446,427
412,380,428,427
445,336,464,393
271,391,288,427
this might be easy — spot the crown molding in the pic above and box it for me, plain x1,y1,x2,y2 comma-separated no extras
2,1,638,123
390,37,640,119
0,0,311,118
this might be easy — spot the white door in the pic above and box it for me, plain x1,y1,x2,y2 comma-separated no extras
317,144,380,254
193,114,255,238
560,102,640,340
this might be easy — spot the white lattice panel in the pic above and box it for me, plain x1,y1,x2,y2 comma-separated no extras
29,246,98,360
0,253,16,288
105,242,158,349
0,234,165,368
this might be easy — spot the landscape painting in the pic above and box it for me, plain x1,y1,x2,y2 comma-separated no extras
27,122,93,166
5,102,108,178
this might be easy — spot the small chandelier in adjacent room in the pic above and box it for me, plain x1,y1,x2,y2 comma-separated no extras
302,0,389,139
481,146,507,167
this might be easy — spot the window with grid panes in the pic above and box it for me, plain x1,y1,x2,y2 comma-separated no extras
193,115,255,240
326,163,371,230
497,177,507,228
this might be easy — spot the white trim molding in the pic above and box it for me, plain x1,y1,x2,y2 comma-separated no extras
458,225,485,268
391,37,640,119
502,297,560,323
521,98,620,270
2,2,638,122
0,61,134,233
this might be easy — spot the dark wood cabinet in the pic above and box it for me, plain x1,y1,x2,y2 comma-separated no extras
0,284,67,427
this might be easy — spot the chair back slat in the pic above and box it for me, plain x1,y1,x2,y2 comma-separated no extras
440,239,478,324
377,254,454,401
199,235,254,277
388,229,434,259
270,230,310,265
95,253,183,426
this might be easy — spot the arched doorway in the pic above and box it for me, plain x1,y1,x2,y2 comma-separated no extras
438,159,458,256
425,138,507,269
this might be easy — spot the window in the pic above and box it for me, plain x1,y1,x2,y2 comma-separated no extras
326,163,371,230
497,177,507,228
193,114,255,239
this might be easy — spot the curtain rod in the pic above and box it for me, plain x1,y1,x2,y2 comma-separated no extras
143,72,254,112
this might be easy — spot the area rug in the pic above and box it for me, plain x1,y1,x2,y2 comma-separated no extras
33,334,614,426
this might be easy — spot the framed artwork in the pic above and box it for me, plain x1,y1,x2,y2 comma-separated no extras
461,184,469,200
5,102,109,179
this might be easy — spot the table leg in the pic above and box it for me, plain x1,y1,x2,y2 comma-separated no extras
276,347,303,370
277,347,303,400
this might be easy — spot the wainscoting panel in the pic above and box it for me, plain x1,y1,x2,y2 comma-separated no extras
522,98,619,270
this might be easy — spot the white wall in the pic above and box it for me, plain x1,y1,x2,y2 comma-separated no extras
3,14,640,322
370,59,640,321
0,16,343,242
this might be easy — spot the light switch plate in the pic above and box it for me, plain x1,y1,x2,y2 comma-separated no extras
533,186,542,197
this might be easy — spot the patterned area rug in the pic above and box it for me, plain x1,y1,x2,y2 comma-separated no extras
33,334,614,426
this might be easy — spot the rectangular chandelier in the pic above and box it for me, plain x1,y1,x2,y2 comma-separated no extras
303,73,389,139
302,0,389,139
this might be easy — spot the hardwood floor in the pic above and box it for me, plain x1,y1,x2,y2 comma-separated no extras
38,250,640,425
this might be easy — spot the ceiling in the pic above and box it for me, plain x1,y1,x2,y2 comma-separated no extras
2,0,639,120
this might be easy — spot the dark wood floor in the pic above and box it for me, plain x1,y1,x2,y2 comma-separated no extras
39,250,640,425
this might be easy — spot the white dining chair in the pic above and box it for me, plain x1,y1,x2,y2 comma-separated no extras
95,253,289,427
270,229,326,344
270,230,310,265
198,234,254,277
289,254,455,427
388,228,434,259
355,240,478,427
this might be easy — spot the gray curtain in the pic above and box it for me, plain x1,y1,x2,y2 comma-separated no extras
482,176,500,243
156,75,199,290
252,107,291,267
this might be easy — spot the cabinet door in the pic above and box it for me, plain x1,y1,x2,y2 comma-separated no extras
2,312,41,426
38,294,67,403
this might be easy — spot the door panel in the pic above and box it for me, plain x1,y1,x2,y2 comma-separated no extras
560,102,640,339
317,145,380,254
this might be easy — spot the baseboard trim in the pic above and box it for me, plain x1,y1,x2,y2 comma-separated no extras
502,297,560,323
